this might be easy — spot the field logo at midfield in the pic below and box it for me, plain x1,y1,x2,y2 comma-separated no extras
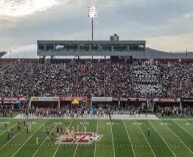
55,132,102,145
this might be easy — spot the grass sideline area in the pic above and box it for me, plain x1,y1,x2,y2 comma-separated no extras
0,111,20,118
156,113,193,119
0,119,193,157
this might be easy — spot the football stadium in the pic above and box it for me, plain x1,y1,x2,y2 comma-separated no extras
1,0,193,157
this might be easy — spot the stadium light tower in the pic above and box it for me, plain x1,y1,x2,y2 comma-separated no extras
88,5,97,41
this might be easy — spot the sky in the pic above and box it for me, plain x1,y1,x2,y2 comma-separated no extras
1,0,193,57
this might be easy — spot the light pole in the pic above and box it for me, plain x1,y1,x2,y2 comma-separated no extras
88,5,97,41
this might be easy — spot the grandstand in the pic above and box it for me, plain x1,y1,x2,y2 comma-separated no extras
1,48,193,109
0,34,193,110
0,34,193,108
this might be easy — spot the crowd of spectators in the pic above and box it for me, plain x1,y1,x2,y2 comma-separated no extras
0,62,133,98
0,60,193,99
160,63,193,98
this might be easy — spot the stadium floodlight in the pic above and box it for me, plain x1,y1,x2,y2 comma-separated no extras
88,5,98,41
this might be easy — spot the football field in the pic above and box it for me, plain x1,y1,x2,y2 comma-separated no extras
0,118,193,157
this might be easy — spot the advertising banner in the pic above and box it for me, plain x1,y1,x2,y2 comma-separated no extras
92,97,113,102
0,97,26,103
153,98,179,103
31,97,58,102
181,98,193,103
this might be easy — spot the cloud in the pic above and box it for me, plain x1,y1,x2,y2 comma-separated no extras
0,0,60,18
1,0,193,53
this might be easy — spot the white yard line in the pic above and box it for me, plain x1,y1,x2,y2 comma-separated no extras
173,120,193,138
52,138,60,157
73,121,86,157
52,120,73,157
32,123,57,157
11,122,46,157
110,121,116,157
94,119,98,157
73,142,79,157
148,121,176,157
165,122,193,155
137,120,156,157
0,127,25,150
122,120,136,157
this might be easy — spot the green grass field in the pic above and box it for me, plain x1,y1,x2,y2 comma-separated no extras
1,118,193,157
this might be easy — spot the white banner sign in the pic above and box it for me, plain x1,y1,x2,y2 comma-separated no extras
92,97,113,102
